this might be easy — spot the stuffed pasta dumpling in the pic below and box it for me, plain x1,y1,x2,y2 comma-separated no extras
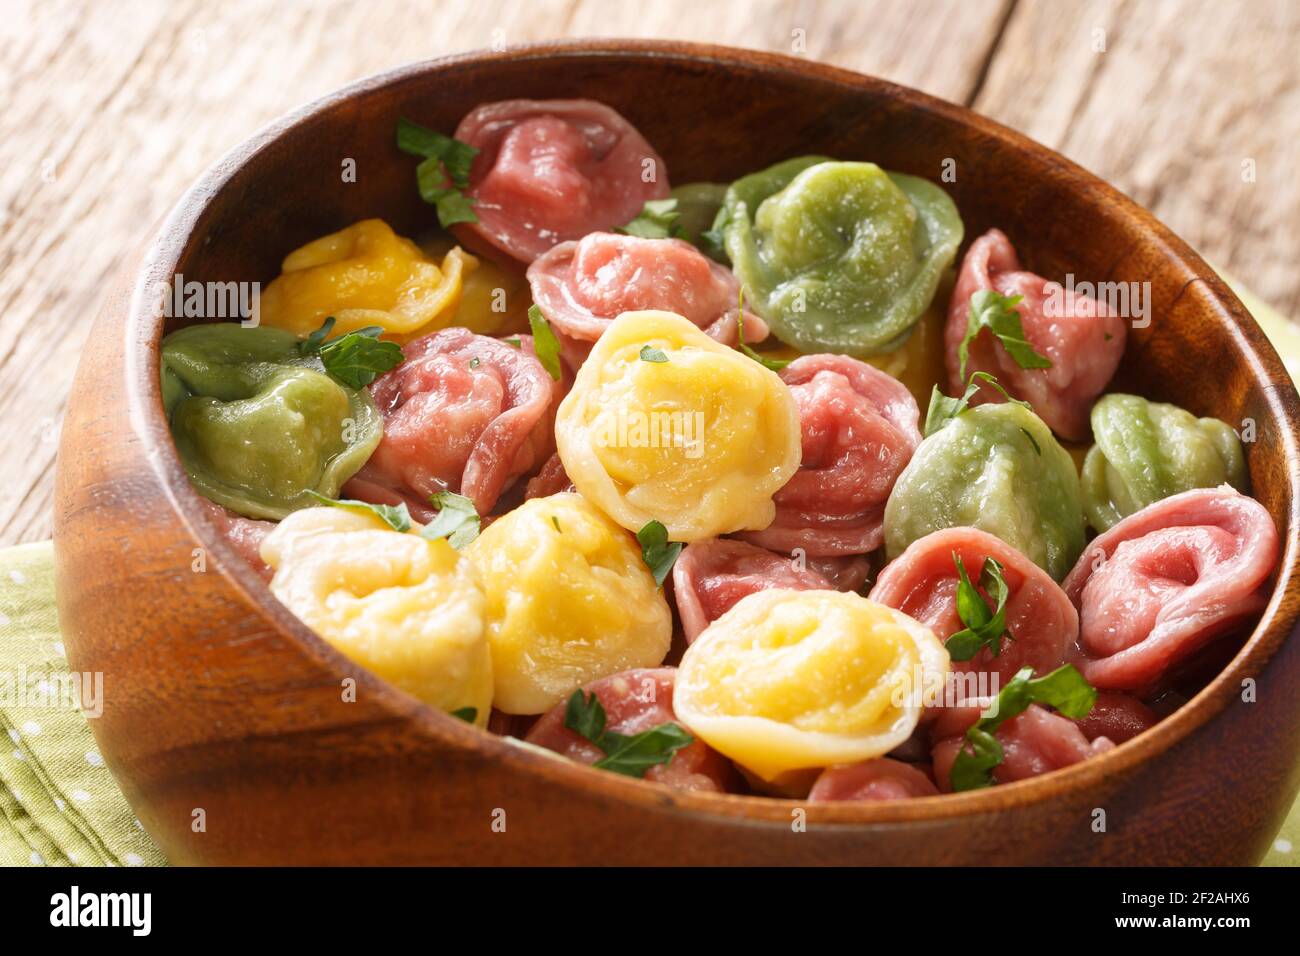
161,323,382,520
884,400,1085,581
465,493,672,714
554,310,801,540
1081,393,1247,532
261,507,492,725
721,156,962,356
343,327,556,519
944,229,1126,441
527,232,764,366
675,589,949,784
453,99,669,263
258,219,472,341
738,354,921,557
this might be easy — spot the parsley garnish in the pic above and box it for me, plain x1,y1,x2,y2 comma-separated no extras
451,707,478,723
735,287,789,372
563,689,694,778
527,305,563,380
299,316,336,355
639,345,668,363
923,371,1031,437
945,554,1012,661
300,318,403,388
617,198,685,240
306,491,412,532
949,664,1097,792
420,491,480,549
397,117,480,228
636,520,681,587
958,290,1051,381
697,206,729,261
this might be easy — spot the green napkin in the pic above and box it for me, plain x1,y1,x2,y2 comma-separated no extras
2,278,1296,868
0,542,165,866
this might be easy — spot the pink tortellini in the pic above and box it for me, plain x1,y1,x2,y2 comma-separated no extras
196,498,275,581
929,701,1115,793
808,758,939,803
524,668,737,793
527,232,767,366
1061,486,1279,693
870,527,1076,700
344,328,556,519
740,355,920,557
453,99,669,264
945,229,1127,441
671,538,833,644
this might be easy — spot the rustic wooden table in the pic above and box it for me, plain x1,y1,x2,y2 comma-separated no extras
1,0,1296,546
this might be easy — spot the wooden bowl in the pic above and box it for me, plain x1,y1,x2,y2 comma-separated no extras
54,40,1300,865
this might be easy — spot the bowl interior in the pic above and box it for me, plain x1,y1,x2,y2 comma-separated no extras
145,42,1300,821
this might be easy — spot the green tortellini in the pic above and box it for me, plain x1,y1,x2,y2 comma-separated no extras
720,156,963,356
161,323,382,520
1081,393,1247,532
884,402,1085,581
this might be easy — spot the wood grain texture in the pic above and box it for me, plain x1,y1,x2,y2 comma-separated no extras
52,42,1300,866
3,0,1298,550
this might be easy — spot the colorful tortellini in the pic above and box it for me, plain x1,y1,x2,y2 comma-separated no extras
738,354,921,557
260,507,492,725
527,232,765,366
944,229,1127,441
675,589,949,784
671,538,834,644
1080,393,1247,532
465,493,672,714
257,219,472,340
162,93,1286,805
555,310,801,540
1062,487,1278,693
453,99,670,263
161,323,382,519
422,236,531,336
721,156,963,357
929,700,1114,793
195,498,275,581
345,327,556,519
808,758,939,802
870,527,1075,696
524,668,737,793
884,401,1085,581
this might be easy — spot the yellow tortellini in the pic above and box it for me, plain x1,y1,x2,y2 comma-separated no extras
674,589,949,783
422,236,531,335
258,219,472,340
261,507,492,725
555,310,802,541
464,493,672,715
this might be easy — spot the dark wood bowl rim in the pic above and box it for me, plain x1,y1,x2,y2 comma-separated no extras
126,39,1300,827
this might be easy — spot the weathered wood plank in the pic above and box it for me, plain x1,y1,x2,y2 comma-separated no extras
972,0,1300,317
